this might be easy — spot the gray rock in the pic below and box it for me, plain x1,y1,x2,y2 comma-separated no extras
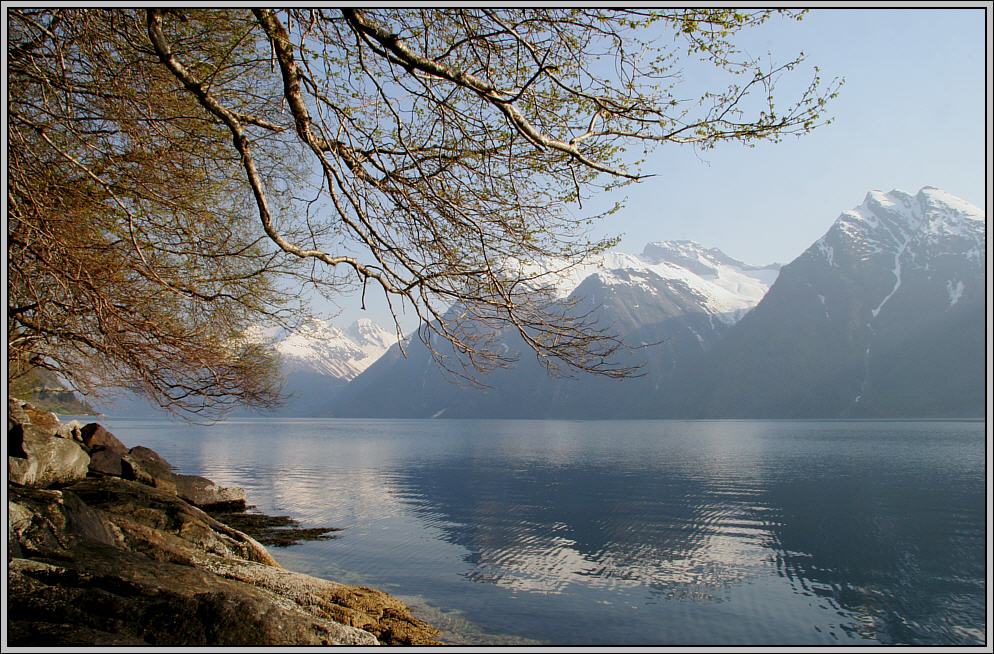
56,419,88,443
67,476,276,567
174,474,247,510
9,423,90,488
8,486,121,557
8,397,30,429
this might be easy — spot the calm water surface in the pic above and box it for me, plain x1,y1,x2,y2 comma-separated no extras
88,418,986,646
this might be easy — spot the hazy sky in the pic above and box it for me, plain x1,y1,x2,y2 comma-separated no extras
325,7,989,331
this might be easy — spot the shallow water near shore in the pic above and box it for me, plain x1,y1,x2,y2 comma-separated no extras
80,417,986,646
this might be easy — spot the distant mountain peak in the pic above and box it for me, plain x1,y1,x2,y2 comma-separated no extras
815,186,984,269
344,317,394,346
847,186,983,227
267,316,394,381
641,240,780,276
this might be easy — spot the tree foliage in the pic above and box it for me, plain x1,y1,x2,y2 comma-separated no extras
6,8,841,417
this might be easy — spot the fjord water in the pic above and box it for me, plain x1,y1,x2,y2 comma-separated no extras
98,418,985,646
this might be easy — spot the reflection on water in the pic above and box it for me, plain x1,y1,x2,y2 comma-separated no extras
96,417,986,646
394,458,756,600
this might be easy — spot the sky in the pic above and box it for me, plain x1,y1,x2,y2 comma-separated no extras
325,7,990,332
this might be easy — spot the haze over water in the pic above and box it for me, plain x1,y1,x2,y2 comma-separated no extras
99,417,986,646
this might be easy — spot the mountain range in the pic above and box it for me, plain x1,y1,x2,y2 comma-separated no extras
92,186,985,419
331,186,986,419
92,318,394,418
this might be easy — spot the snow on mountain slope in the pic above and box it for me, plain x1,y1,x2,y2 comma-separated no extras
560,241,780,326
493,241,779,332
810,186,985,318
269,317,394,381
816,187,984,263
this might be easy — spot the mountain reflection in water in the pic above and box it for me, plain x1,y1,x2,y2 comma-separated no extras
379,421,985,645
100,418,986,646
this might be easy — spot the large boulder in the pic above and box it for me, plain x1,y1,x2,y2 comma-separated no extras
67,476,275,567
8,423,90,488
80,423,128,453
23,406,61,433
117,445,247,509
8,397,30,429
174,475,247,510
79,423,129,476
121,446,177,494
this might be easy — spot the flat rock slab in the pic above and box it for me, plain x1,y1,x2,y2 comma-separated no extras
7,554,380,646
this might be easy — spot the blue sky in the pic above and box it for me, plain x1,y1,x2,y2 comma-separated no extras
329,7,989,331
591,7,989,264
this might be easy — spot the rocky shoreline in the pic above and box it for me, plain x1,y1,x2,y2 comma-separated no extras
6,397,441,646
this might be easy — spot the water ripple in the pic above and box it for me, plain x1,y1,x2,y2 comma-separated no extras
103,417,985,646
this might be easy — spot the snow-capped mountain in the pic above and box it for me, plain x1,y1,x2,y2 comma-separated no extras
94,186,985,419
336,186,984,419
812,187,984,318
233,317,395,416
333,241,781,418
528,241,779,326
274,317,394,381
698,186,986,417
600,240,778,324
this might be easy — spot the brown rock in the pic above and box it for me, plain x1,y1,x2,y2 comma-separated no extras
24,406,61,434
80,423,128,455
7,476,440,646
7,554,379,646
5,402,441,646
121,446,176,493
124,445,173,475
88,449,125,476
80,424,130,476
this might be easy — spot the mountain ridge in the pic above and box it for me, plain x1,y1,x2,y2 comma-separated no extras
697,185,985,418
333,185,985,419
94,186,985,419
